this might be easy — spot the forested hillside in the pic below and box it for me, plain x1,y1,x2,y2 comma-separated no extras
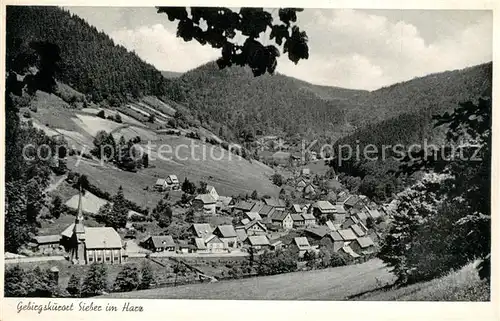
330,63,492,201
172,61,363,141
6,6,181,105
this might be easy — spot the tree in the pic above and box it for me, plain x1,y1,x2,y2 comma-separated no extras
185,209,195,223
379,99,492,284
81,263,108,297
197,181,208,194
139,261,154,290
148,114,156,123
67,273,82,297
181,178,196,194
114,113,122,123
113,265,139,292
51,195,64,219
271,173,283,186
157,7,309,77
101,186,128,229
97,110,105,119
152,199,173,228
142,153,149,168
251,190,258,200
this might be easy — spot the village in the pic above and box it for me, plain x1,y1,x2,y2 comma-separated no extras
10,153,396,276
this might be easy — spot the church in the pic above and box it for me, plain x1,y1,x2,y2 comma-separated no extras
60,188,125,265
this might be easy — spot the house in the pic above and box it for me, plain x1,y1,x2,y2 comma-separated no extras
205,235,226,253
311,201,335,215
258,205,276,219
303,225,331,243
271,151,291,166
336,191,350,204
303,184,317,199
178,240,196,253
352,208,369,223
213,225,238,248
269,211,294,230
186,223,214,239
154,178,168,191
350,236,376,255
34,235,61,250
291,204,303,214
291,214,305,227
245,235,271,251
325,220,338,231
320,231,344,252
302,213,316,226
193,194,217,215
338,228,358,242
350,224,366,237
193,238,208,253
206,185,219,201
216,196,234,212
264,198,286,211
236,220,267,236
289,237,316,258
344,195,364,210
295,179,307,191
270,240,283,250
142,235,176,252
166,175,180,190
259,150,275,164
60,189,124,265
245,211,262,221
342,216,360,229
341,245,360,259
235,228,248,244
365,206,383,220
233,201,256,213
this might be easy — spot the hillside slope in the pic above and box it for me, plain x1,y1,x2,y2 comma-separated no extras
6,6,179,104
103,259,488,301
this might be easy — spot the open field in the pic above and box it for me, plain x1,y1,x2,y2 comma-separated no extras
65,135,279,208
103,259,396,300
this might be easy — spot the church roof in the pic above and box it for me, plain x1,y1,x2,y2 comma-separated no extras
84,227,122,249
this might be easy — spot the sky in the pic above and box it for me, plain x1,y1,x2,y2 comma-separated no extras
67,7,492,90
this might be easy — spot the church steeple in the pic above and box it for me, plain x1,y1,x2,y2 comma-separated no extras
76,184,84,223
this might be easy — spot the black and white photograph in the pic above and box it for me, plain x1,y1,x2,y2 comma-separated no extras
1,2,496,316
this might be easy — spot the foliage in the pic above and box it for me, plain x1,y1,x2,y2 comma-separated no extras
250,190,258,200
181,178,197,194
157,7,308,77
378,98,491,284
5,265,60,297
197,181,208,194
96,110,105,119
81,263,108,297
139,261,155,290
113,265,140,292
50,195,64,219
66,273,82,297
7,6,180,104
257,249,298,276
152,199,173,228
271,173,284,186
99,186,128,229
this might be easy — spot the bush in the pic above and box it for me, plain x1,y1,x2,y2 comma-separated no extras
81,263,108,297
23,111,31,118
97,110,105,119
114,113,122,123
113,265,139,292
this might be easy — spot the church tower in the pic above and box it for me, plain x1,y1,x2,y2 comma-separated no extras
70,186,87,264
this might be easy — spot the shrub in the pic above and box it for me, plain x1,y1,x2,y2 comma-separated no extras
97,110,105,119
113,265,139,292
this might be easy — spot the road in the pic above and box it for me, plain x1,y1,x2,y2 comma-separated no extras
5,256,66,264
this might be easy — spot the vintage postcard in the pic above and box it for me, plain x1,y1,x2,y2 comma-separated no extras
1,0,498,320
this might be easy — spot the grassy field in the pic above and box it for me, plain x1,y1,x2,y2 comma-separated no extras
65,135,279,208
355,261,490,301
103,259,396,300
103,259,489,301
